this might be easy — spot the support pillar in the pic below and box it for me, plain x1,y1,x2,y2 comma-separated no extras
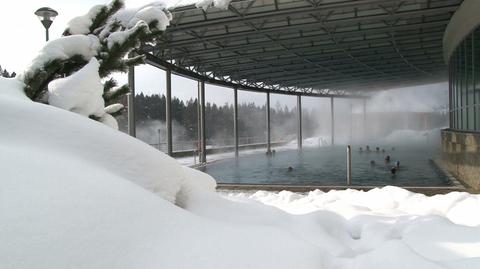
330,97,334,146
266,91,271,154
198,81,206,163
297,95,303,149
234,88,239,157
363,98,367,141
127,65,136,137
165,69,173,156
349,103,353,144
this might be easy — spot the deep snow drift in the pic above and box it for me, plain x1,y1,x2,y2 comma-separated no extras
1,76,480,269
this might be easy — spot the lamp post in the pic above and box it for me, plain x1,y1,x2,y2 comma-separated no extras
35,7,58,41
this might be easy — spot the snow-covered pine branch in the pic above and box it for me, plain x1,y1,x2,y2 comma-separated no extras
19,0,172,129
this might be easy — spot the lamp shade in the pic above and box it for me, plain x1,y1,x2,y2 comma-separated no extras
34,7,58,29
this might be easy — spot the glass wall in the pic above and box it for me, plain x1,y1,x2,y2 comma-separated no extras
449,26,480,132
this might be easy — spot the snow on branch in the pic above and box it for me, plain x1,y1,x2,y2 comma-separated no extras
19,0,172,129
195,0,233,11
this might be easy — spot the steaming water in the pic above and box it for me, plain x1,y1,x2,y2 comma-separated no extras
200,146,451,186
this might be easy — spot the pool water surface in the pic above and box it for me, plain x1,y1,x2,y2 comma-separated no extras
200,146,451,187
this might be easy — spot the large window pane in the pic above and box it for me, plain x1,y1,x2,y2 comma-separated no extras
134,65,166,152
270,94,297,145
466,34,475,130
461,39,466,130
475,27,480,131
205,84,234,154
455,48,462,129
171,74,198,152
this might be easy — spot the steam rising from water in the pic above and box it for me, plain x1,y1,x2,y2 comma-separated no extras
130,83,448,151
305,83,448,147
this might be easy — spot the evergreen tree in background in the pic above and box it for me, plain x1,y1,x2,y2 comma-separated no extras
21,0,170,120
124,93,319,144
0,65,16,78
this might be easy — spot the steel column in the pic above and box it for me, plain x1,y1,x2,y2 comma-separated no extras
198,81,207,163
266,92,271,154
331,97,334,146
127,65,136,137
363,98,367,141
349,103,353,143
234,88,239,157
346,145,352,185
166,69,173,156
297,95,303,149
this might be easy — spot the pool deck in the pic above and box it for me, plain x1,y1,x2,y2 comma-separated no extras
216,183,468,195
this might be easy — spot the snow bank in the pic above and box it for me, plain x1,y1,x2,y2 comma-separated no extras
382,128,443,145
0,79,325,269
0,77,29,101
287,136,330,148
222,187,480,268
224,186,480,226
1,79,185,203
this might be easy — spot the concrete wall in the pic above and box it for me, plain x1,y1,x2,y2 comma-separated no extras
443,0,480,63
441,129,480,190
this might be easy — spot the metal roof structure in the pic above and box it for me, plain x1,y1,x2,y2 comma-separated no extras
141,0,463,97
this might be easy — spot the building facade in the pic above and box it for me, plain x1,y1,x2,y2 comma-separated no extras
442,0,480,190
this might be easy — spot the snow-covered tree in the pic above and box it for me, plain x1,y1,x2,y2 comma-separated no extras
20,0,171,128
0,65,16,78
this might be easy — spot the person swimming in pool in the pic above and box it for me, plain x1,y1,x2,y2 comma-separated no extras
385,155,391,163
370,160,375,166
287,166,293,172
390,166,397,174
395,160,400,168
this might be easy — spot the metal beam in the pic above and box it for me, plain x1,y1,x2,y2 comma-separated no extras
297,95,302,149
292,75,446,91
166,69,173,156
234,87,239,157
160,28,445,60
167,0,412,32
164,4,456,44
237,58,444,83
331,97,334,146
195,44,444,74
161,18,450,48
266,91,271,154
144,53,364,98
192,43,443,69
127,65,136,137
198,81,206,163
363,98,367,142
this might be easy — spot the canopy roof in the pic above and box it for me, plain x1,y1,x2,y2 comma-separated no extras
142,0,463,97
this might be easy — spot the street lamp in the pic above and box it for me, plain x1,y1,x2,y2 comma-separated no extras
35,7,58,41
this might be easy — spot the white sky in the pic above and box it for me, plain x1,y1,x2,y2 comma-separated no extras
0,0,448,110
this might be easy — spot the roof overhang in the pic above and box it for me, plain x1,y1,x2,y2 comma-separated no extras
142,0,463,97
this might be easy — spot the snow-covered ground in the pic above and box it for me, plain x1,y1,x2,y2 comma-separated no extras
2,75,480,269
